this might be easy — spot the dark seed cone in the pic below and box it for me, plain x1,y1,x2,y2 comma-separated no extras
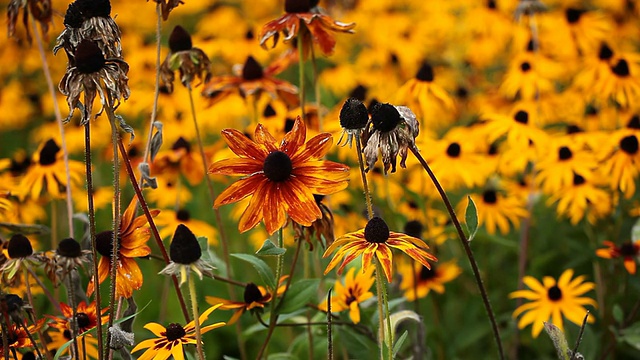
95,230,115,258
370,103,402,132
364,217,390,244
57,238,82,258
263,151,293,182
242,56,264,81
75,40,106,74
598,43,614,60
63,2,84,28
340,98,369,130
416,62,434,82
348,84,367,101
620,135,639,154
172,137,192,152
7,234,33,258
4,294,24,314
243,283,263,304
404,220,423,239
176,209,191,221
39,139,61,166
483,190,497,204
170,224,202,264
612,59,630,77
169,26,193,53
285,0,319,13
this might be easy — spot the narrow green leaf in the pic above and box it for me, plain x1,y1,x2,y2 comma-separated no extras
465,196,479,242
277,279,320,314
393,330,410,358
256,239,286,256
613,304,624,325
231,253,276,289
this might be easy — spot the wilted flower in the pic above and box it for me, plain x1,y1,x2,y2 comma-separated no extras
1,234,40,280
292,194,335,250
159,224,215,285
337,97,368,148
58,39,130,125
7,0,52,43
160,25,212,93
362,103,419,174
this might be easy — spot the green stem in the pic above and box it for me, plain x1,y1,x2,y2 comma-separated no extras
66,270,81,360
374,260,387,360
409,145,504,360
310,42,321,131
355,133,373,220
140,3,163,166
297,33,306,122
188,275,206,360
83,123,103,360
22,268,47,360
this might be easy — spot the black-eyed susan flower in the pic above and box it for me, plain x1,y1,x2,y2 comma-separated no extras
202,55,298,107
131,304,225,360
17,139,85,201
205,280,285,325
209,117,350,235
0,320,45,355
160,25,212,94
598,132,640,198
259,0,355,56
362,103,419,174
481,107,548,148
42,237,91,284
395,62,454,122
547,172,612,225
87,197,159,298
398,259,462,301
47,327,99,359
152,136,206,186
597,240,640,274
154,208,217,245
596,56,640,109
337,97,369,148
159,224,215,285
46,300,108,359
536,139,597,194
318,266,374,324
0,234,40,280
510,269,596,338
323,217,437,283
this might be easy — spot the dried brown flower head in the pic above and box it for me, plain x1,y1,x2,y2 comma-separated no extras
160,25,212,93
293,194,335,251
7,0,52,43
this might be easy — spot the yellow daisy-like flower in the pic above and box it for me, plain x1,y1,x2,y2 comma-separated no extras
510,269,596,338
323,217,437,283
318,266,375,324
398,259,461,301
395,62,454,124
598,132,640,198
547,172,612,225
131,304,226,360
536,139,597,194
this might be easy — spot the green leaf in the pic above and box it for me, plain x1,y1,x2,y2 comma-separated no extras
54,301,151,360
465,196,479,242
277,279,320,314
231,253,276,289
619,322,640,350
543,321,571,360
256,239,287,256
631,218,640,242
613,304,624,325
393,330,409,358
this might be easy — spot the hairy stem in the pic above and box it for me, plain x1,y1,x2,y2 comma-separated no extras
409,145,504,360
355,133,374,219
22,268,48,360
188,275,205,360
140,3,163,166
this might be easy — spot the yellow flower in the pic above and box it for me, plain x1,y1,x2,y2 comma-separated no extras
398,259,461,301
318,266,375,324
323,217,437,283
132,304,226,360
510,269,596,338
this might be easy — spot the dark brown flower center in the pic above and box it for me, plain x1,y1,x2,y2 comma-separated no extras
263,151,293,182
21,352,36,360
76,312,91,330
245,29,255,40
598,43,614,60
242,56,264,81
612,59,630,77
403,220,423,239
5,294,24,314
243,283,263,304
165,323,186,341
176,209,191,221
520,62,531,72
573,173,586,186
63,2,84,28
78,0,112,18
349,84,368,101
547,285,562,301
620,135,639,154
75,40,106,74
416,62,434,82
487,0,496,9
364,217,390,244
284,0,318,13
170,224,202,264
483,190,497,204
446,142,461,158
57,238,82,258
514,110,529,124
627,115,640,129
172,137,191,153
567,124,583,134
340,98,369,130
565,8,584,24
263,104,276,118
284,118,295,133
620,242,638,256
95,230,118,258
371,103,402,132
169,25,193,53
419,266,436,280
8,234,33,258
39,139,61,166
558,146,573,160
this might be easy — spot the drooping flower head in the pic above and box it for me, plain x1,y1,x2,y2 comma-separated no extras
323,217,437,282
159,224,215,284
160,25,212,94
337,97,369,148
362,103,419,174
7,0,52,43
1,234,40,281
209,117,350,235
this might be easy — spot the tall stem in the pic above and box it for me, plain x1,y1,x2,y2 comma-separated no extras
104,94,121,359
66,271,81,360
84,123,103,360
256,229,285,359
22,268,47,360
374,260,387,360
31,18,74,238
140,3,163,167
117,139,191,322
188,275,205,360
297,33,306,122
409,145,504,360
355,133,373,219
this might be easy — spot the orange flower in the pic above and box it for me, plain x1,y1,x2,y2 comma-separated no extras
205,279,286,325
596,240,640,274
87,198,160,298
48,300,109,335
259,0,355,55
323,217,437,283
209,117,349,235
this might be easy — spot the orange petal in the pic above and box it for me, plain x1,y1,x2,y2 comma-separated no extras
376,244,394,282
238,181,268,233
294,133,333,162
281,117,306,156
208,158,263,176
263,182,287,235
254,124,278,152
280,178,321,227
221,128,267,159
214,175,265,208
624,257,637,274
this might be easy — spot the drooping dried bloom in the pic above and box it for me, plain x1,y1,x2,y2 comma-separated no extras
292,194,335,250
362,103,419,173
58,39,130,125
160,25,212,93
7,0,52,43
337,97,369,147
157,0,184,21
159,224,215,284
54,0,122,59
